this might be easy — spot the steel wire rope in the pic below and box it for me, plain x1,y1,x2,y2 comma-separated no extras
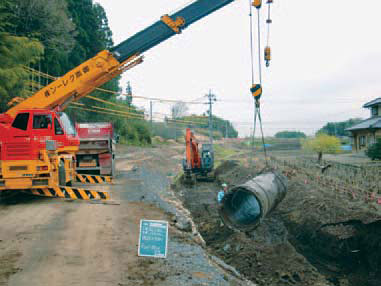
266,1,271,47
249,1,269,166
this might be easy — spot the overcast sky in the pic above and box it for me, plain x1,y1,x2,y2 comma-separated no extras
95,0,381,137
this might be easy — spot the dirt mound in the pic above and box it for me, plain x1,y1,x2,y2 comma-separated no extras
214,160,260,187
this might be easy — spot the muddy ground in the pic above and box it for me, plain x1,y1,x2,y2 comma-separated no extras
0,144,252,286
174,151,381,286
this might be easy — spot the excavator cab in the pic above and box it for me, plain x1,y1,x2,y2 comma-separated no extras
201,144,214,174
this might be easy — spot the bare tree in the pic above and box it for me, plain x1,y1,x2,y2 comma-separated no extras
171,102,188,119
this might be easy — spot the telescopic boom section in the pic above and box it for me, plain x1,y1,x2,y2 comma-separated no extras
111,0,235,62
5,0,235,120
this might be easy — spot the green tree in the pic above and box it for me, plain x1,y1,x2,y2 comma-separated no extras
317,118,363,137
0,0,44,112
275,131,306,139
8,0,75,76
63,0,121,125
302,134,341,162
181,114,239,138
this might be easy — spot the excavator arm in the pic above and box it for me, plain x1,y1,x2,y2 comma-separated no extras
5,0,236,120
185,128,202,170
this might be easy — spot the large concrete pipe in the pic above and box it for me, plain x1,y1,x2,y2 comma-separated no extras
219,172,287,232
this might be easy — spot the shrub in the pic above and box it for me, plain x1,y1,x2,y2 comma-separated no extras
366,139,381,160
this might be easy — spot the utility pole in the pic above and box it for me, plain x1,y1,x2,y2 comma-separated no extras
174,120,177,142
206,89,217,144
150,101,153,134
225,120,228,139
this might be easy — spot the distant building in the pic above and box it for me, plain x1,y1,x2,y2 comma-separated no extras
346,98,381,152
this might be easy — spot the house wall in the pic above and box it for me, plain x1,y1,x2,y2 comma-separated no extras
351,129,381,152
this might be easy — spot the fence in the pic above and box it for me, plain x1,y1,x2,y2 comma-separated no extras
269,155,381,201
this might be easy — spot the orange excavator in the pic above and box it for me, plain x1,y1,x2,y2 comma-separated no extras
183,128,214,184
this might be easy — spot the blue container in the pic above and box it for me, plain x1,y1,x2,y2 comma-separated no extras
341,145,352,151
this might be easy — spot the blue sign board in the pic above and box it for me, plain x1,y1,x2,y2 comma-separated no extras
138,220,168,258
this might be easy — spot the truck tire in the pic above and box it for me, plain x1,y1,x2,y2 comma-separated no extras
59,160,66,186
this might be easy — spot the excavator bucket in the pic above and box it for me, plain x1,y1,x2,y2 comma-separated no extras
183,170,196,186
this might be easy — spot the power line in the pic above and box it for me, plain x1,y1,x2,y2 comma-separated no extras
23,66,208,105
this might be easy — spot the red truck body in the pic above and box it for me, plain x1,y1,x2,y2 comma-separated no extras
75,123,115,176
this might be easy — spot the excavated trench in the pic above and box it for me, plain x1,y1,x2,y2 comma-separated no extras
173,160,381,286
285,212,381,286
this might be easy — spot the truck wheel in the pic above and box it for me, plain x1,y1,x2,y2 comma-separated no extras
58,160,66,186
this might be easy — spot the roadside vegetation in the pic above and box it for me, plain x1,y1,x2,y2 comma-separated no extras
317,118,363,136
275,130,306,139
179,114,238,139
366,139,381,160
302,134,341,162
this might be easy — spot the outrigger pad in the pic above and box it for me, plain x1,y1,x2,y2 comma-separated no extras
75,174,113,184
26,187,110,201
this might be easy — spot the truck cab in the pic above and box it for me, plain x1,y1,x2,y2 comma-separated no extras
0,110,79,190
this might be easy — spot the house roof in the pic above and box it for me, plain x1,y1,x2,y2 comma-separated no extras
346,116,381,131
363,97,381,108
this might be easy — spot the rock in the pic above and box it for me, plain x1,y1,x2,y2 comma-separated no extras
175,216,192,232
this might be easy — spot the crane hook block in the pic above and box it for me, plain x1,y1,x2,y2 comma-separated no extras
265,46,271,67
251,84,262,100
252,0,262,9
161,15,186,34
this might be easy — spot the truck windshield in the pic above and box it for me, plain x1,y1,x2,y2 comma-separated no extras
58,112,76,135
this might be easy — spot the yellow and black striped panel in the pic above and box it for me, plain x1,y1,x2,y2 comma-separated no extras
28,187,110,200
75,174,113,184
